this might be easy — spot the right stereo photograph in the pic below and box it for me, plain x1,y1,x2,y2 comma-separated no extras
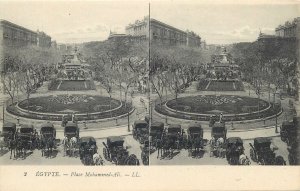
148,2,300,165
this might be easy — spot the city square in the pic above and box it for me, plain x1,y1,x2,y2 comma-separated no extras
0,2,299,167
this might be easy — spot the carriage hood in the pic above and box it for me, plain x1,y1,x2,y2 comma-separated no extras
107,136,124,147
2,122,17,132
133,120,148,129
167,124,181,134
227,137,243,144
20,124,34,133
187,124,203,134
41,122,55,131
80,136,96,145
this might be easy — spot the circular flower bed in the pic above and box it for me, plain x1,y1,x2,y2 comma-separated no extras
18,94,120,113
155,95,281,122
166,95,269,114
7,94,134,121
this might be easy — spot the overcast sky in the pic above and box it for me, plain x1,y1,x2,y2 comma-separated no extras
151,3,299,44
0,1,149,44
0,1,299,44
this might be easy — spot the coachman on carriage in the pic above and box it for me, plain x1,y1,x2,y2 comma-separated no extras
249,137,286,165
63,122,79,157
1,122,17,143
149,122,164,150
187,123,204,157
79,136,98,165
18,124,36,151
165,124,184,150
102,136,139,165
210,122,227,157
40,122,56,158
132,120,149,144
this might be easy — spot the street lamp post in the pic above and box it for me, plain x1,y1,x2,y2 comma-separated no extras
275,112,278,133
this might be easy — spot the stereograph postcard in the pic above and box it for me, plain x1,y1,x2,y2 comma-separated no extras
0,0,299,190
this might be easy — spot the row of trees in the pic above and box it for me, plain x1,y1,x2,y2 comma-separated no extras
1,46,62,105
230,39,298,100
150,43,207,107
80,38,148,108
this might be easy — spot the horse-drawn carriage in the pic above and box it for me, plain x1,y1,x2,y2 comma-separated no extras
64,122,79,139
18,124,36,151
63,122,80,157
211,122,227,139
225,137,244,165
79,136,98,165
165,124,185,150
102,136,139,165
1,122,17,143
249,137,286,165
40,123,57,157
132,120,148,144
0,122,17,155
186,123,205,156
280,120,297,146
140,140,149,165
210,122,227,157
149,122,164,150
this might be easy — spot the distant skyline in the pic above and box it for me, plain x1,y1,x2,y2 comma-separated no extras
0,1,299,44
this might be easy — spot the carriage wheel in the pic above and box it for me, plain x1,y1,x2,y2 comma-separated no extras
127,154,140,166
288,154,296,165
142,154,149,165
250,149,256,162
260,158,266,165
229,157,238,165
275,156,286,165
113,157,118,165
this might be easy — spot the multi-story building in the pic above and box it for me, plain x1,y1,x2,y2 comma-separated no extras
275,17,300,39
0,19,37,48
37,30,51,48
124,16,201,47
186,30,201,47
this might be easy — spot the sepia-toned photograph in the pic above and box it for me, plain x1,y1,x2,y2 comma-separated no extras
149,2,300,166
0,0,299,176
0,1,150,166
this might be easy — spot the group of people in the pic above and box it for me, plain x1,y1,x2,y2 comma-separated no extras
210,136,225,158
209,113,224,125
61,113,77,127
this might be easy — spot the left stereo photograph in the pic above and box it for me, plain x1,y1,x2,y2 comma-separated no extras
0,1,150,166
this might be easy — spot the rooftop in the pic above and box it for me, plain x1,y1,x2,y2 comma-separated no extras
0,19,37,34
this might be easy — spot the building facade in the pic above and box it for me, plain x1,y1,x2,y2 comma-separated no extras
37,31,51,48
124,17,201,47
0,19,37,48
275,17,300,39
